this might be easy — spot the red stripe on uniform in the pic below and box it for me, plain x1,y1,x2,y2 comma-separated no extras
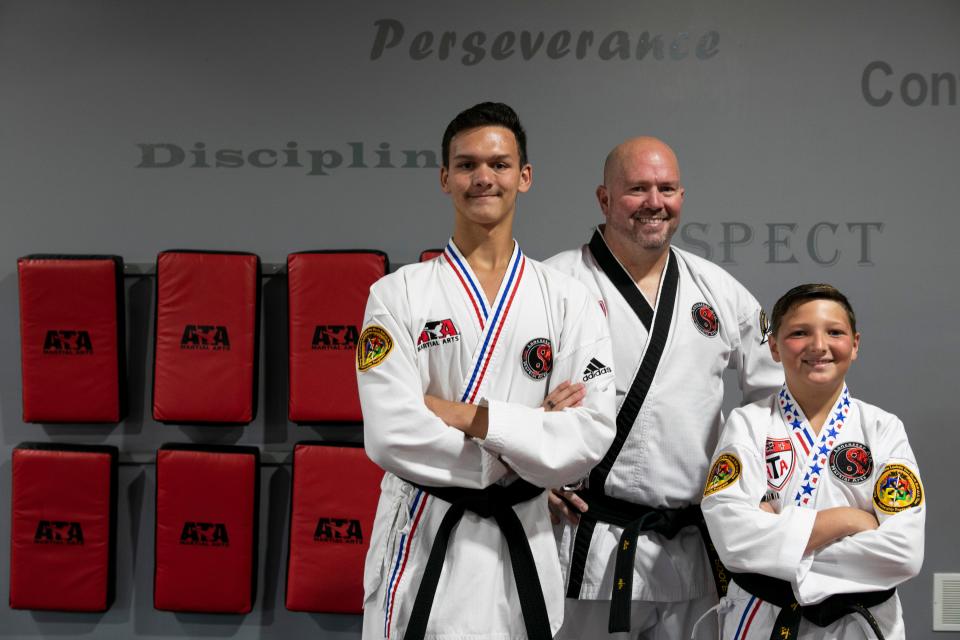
443,253,485,328
794,432,810,455
741,598,763,639
467,257,525,404
386,494,429,638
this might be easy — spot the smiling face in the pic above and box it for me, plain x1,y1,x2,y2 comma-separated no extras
598,137,684,254
440,125,531,230
769,298,860,401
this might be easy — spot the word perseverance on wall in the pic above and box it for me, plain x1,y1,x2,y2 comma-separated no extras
370,19,720,65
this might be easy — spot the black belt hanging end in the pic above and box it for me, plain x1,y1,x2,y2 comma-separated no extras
607,513,653,633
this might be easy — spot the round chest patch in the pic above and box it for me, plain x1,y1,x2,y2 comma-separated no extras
356,325,393,372
829,442,873,484
703,453,741,497
873,464,923,514
521,338,553,380
691,302,719,337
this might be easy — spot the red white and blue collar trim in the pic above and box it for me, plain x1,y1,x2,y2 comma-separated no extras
777,384,851,507
443,240,490,327
444,239,526,404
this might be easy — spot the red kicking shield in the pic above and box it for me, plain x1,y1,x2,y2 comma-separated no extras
287,251,387,423
419,249,443,262
154,444,260,613
18,255,126,423
152,250,260,424
10,443,118,611
285,442,383,613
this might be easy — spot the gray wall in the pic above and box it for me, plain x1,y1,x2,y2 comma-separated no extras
1,1,957,637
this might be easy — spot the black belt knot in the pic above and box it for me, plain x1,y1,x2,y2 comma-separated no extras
446,482,519,518
564,489,726,633
731,571,895,640
402,479,550,640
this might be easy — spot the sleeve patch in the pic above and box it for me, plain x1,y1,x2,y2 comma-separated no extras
703,452,742,497
759,308,770,345
873,463,923,513
356,325,393,372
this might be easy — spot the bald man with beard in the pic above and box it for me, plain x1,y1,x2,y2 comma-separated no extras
545,137,782,639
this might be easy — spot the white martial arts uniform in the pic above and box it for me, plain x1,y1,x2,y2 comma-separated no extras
546,229,781,638
701,384,925,639
358,239,617,640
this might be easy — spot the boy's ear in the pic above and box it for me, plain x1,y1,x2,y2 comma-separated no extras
768,335,782,363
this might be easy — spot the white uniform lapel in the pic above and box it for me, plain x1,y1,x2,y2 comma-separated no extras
441,239,526,405
777,384,852,508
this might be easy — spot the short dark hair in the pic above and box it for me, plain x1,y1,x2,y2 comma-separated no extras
770,283,857,336
441,102,528,168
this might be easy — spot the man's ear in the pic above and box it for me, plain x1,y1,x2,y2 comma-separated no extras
518,164,532,193
440,166,450,193
596,185,609,216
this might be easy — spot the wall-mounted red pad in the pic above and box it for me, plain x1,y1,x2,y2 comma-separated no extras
287,251,387,423
154,444,259,613
285,442,383,613
10,443,118,611
153,251,260,424
18,255,126,423
419,249,443,262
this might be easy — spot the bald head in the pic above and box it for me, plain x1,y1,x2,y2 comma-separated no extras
596,136,685,255
602,137,681,187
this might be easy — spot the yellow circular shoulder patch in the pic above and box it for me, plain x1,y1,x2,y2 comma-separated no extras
703,452,742,497
356,325,394,372
873,463,923,514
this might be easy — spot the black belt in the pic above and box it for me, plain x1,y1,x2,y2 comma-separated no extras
565,489,729,633
731,571,895,640
402,479,550,640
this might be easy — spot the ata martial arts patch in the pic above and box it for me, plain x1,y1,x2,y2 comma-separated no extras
765,437,795,492
759,308,770,344
356,325,393,372
691,302,719,337
416,319,460,352
581,358,612,382
521,337,552,380
703,453,741,497
829,442,873,484
873,464,923,513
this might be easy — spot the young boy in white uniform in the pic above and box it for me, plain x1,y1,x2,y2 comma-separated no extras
701,284,925,639
357,102,617,640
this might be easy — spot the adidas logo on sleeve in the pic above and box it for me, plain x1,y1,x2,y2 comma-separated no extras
581,357,612,382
